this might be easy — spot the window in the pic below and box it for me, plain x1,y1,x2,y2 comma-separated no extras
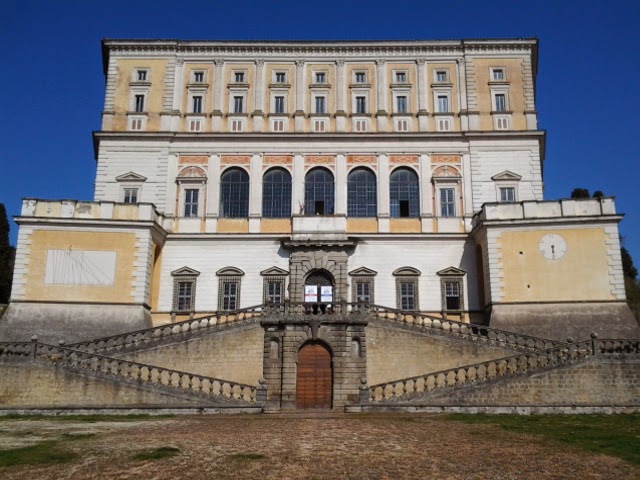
315,96,326,114
193,71,204,83
272,119,284,132
394,267,420,311
395,71,407,83
439,188,456,217
356,96,366,114
231,119,243,132
354,119,367,132
189,119,202,132
313,119,326,132
437,117,451,131
171,267,200,313
437,267,466,313
494,93,507,112
396,119,409,132
217,267,244,311
220,168,249,218
390,168,419,218
437,95,449,113
495,117,509,130
129,117,144,130
123,188,138,204
263,168,292,218
234,72,245,83
184,188,199,217
315,72,326,83
435,70,448,82
264,278,284,304
347,168,377,217
274,96,285,114
492,68,505,81
136,70,147,81
305,167,334,215
233,96,244,114
500,187,516,202
349,267,377,304
396,96,407,113
355,72,366,83
354,281,372,303
134,94,145,113
192,96,202,114
275,72,286,83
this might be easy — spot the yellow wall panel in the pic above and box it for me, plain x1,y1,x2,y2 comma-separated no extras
347,218,378,233
389,219,421,233
217,219,249,233
260,219,292,233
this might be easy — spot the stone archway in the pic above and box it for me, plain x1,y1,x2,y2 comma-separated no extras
296,340,332,409
288,249,349,303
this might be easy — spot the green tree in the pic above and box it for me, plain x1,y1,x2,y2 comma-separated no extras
592,190,605,199
570,188,590,199
621,246,640,322
0,204,15,304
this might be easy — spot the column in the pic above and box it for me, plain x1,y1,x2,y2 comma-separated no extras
375,59,388,131
211,59,224,131
416,59,429,132
253,60,265,131
294,60,305,131
335,60,346,132
205,154,220,233
420,154,433,233
249,153,262,233
377,153,390,232
171,60,185,131
335,154,347,215
292,154,305,214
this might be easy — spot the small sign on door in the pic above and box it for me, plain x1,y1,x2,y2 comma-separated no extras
320,286,333,303
305,285,318,302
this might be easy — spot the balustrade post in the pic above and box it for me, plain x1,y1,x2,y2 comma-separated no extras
359,377,369,404
256,378,267,403
590,332,599,357
30,335,38,359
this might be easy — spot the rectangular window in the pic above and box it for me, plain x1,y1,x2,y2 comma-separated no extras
192,96,202,113
272,119,284,132
492,68,505,81
275,72,286,83
444,281,461,310
396,96,407,113
274,96,285,114
184,189,199,217
355,281,372,303
234,72,245,83
315,72,325,83
437,117,451,131
440,188,456,217
436,70,448,82
136,70,147,81
123,188,138,204
396,119,409,132
356,96,366,114
194,71,204,83
355,72,366,83
231,119,243,132
400,281,416,310
189,119,202,132
265,279,284,304
315,96,325,114
313,119,326,132
134,94,145,113
437,95,449,113
177,281,194,311
500,187,516,202
130,118,143,131
222,281,238,310
494,93,507,112
395,72,407,83
234,96,244,114
354,119,367,132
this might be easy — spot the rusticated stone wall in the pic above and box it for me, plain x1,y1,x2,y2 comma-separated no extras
0,361,205,407
115,324,264,386
367,322,516,385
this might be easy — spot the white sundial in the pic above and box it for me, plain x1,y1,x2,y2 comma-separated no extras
538,233,567,260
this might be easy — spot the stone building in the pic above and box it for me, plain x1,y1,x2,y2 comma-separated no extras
0,38,638,412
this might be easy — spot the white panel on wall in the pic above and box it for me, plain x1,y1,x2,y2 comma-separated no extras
44,250,117,286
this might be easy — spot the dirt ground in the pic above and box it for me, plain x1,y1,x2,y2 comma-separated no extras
0,413,638,480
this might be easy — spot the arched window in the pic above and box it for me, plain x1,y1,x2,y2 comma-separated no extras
305,168,334,215
220,168,249,218
262,168,292,218
390,167,419,218
347,168,377,217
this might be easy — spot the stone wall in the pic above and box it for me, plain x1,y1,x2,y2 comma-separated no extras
116,324,263,386
420,358,640,406
367,321,516,385
0,361,205,407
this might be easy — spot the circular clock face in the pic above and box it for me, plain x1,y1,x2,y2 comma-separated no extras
538,233,567,260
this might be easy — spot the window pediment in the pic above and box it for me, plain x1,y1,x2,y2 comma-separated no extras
116,172,147,182
260,266,289,276
349,267,378,276
393,266,421,276
432,165,461,179
171,266,200,276
491,170,521,181
437,266,466,276
216,267,245,276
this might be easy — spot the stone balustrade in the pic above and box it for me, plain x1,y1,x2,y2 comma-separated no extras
19,198,163,224
369,340,596,403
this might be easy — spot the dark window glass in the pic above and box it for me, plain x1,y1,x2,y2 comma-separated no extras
177,281,194,311
445,281,461,310
184,189,199,217
440,188,455,217
137,70,147,81
192,96,202,113
263,168,292,218
134,95,145,112
315,96,325,114
275,72,286,83
274,96,285,114
304,168,334,215
356,96,366,114
400,281,416,310
234,96,243,113
220,168,249,218
123,188,138,204
222,281,238,310
347,168,377,217
390,168,419,218
495,94,507,112
355,281,371,303
267,280,283,304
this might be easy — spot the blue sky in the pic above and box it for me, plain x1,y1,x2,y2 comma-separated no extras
1,0,639,263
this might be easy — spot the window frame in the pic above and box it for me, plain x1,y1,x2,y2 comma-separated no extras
314,71,326,84
435,70,448,83
274,71,287,83
134,69,149,82
262,167,292,218
349,267,377,304
393,267,421,311
314,95,326,114
171,267,200,313
274,95,285,114
437,267,466,314
220,167,250,219
396,95,408,114
347,167,377,218
304,167,335,215
192,95,203,114
394,71,408,83
355,95,367,114
491,67,506,81
122,187,138,204
390,167,420,218
217,267,244,311
354,71,367,83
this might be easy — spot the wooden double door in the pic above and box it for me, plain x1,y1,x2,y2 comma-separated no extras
296,342,332,409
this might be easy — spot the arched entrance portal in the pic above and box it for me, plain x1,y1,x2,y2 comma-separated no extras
296,341,332,409
304,270,334,313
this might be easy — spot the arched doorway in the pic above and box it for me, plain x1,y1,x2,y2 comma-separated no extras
304,270,334,314
296,341,332,409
